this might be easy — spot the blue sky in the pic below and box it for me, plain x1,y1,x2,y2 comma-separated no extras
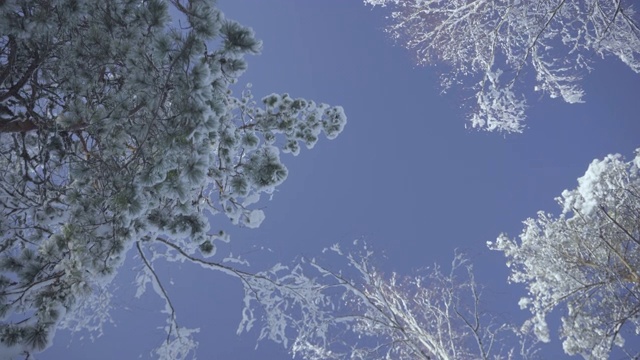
43,1,640,359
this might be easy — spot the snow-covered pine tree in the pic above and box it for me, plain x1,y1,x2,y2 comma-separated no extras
0,0,346,358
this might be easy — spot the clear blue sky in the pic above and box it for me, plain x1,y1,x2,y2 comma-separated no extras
44,1,640,359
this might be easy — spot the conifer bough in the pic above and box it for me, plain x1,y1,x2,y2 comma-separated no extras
0,0,345,358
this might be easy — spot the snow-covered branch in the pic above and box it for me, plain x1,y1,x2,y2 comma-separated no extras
365,0,640,132
240,242,537,359
490,149,640,359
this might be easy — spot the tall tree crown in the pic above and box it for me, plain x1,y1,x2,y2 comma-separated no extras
0,0,345,357
365,0,640,132
490,150,640,359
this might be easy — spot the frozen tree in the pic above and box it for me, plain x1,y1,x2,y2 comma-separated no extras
489,150,640,359
364,0,640,133
239,242,537,360
0,0,346,358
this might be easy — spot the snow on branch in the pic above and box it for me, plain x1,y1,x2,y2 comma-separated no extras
490,149,640,359
240,242,538,360
365,0,640,132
